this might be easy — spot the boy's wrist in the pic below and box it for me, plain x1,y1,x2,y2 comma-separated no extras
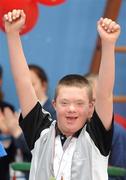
101,40,116,48
6,30,20,37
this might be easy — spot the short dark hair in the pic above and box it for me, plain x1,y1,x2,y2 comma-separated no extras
28,64,48,84
54,74,93,101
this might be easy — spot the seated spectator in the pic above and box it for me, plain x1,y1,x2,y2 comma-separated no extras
0,65,16,180
28,64,56,120
85,73,126,180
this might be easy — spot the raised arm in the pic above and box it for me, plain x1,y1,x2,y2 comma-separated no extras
95,18,120,129
4,10,38,117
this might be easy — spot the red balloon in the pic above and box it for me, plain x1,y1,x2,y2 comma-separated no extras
0,0,39,35
35,0,65,6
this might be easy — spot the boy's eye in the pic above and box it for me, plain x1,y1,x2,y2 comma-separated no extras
62,102,68,105
77,102,84,105
60,101,69,106
76,101,85,106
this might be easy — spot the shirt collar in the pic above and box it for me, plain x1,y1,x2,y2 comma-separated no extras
55,123,82,138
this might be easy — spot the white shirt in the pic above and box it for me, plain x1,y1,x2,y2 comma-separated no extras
54,135,77,180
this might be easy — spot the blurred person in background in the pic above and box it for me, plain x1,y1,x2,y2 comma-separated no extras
0,65,16,180
85,73,126,180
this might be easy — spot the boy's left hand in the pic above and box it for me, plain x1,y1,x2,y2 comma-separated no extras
97,17,121,43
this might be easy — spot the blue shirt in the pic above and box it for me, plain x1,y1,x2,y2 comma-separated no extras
0,142,7,157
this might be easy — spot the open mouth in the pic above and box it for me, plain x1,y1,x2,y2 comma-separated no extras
66,116,78,123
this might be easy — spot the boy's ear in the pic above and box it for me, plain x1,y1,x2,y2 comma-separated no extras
88,101,95,119
52,99,56,110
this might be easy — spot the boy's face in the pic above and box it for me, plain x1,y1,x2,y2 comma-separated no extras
53,86,94,136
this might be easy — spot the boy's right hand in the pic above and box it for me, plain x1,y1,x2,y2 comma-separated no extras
4,9,26,34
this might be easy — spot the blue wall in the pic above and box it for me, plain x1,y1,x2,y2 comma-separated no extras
114,0,126,117
0,0,125,117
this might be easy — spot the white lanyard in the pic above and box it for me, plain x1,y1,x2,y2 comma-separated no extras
54,136,75,180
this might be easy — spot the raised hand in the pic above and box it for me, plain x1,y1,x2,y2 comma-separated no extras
0,109,9,134
4,9,26,34
3,108,22,137
97,17,121,43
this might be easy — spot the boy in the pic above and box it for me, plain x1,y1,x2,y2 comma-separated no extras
4,10,120,180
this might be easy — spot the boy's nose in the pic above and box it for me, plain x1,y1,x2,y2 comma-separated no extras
68,104,76,112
